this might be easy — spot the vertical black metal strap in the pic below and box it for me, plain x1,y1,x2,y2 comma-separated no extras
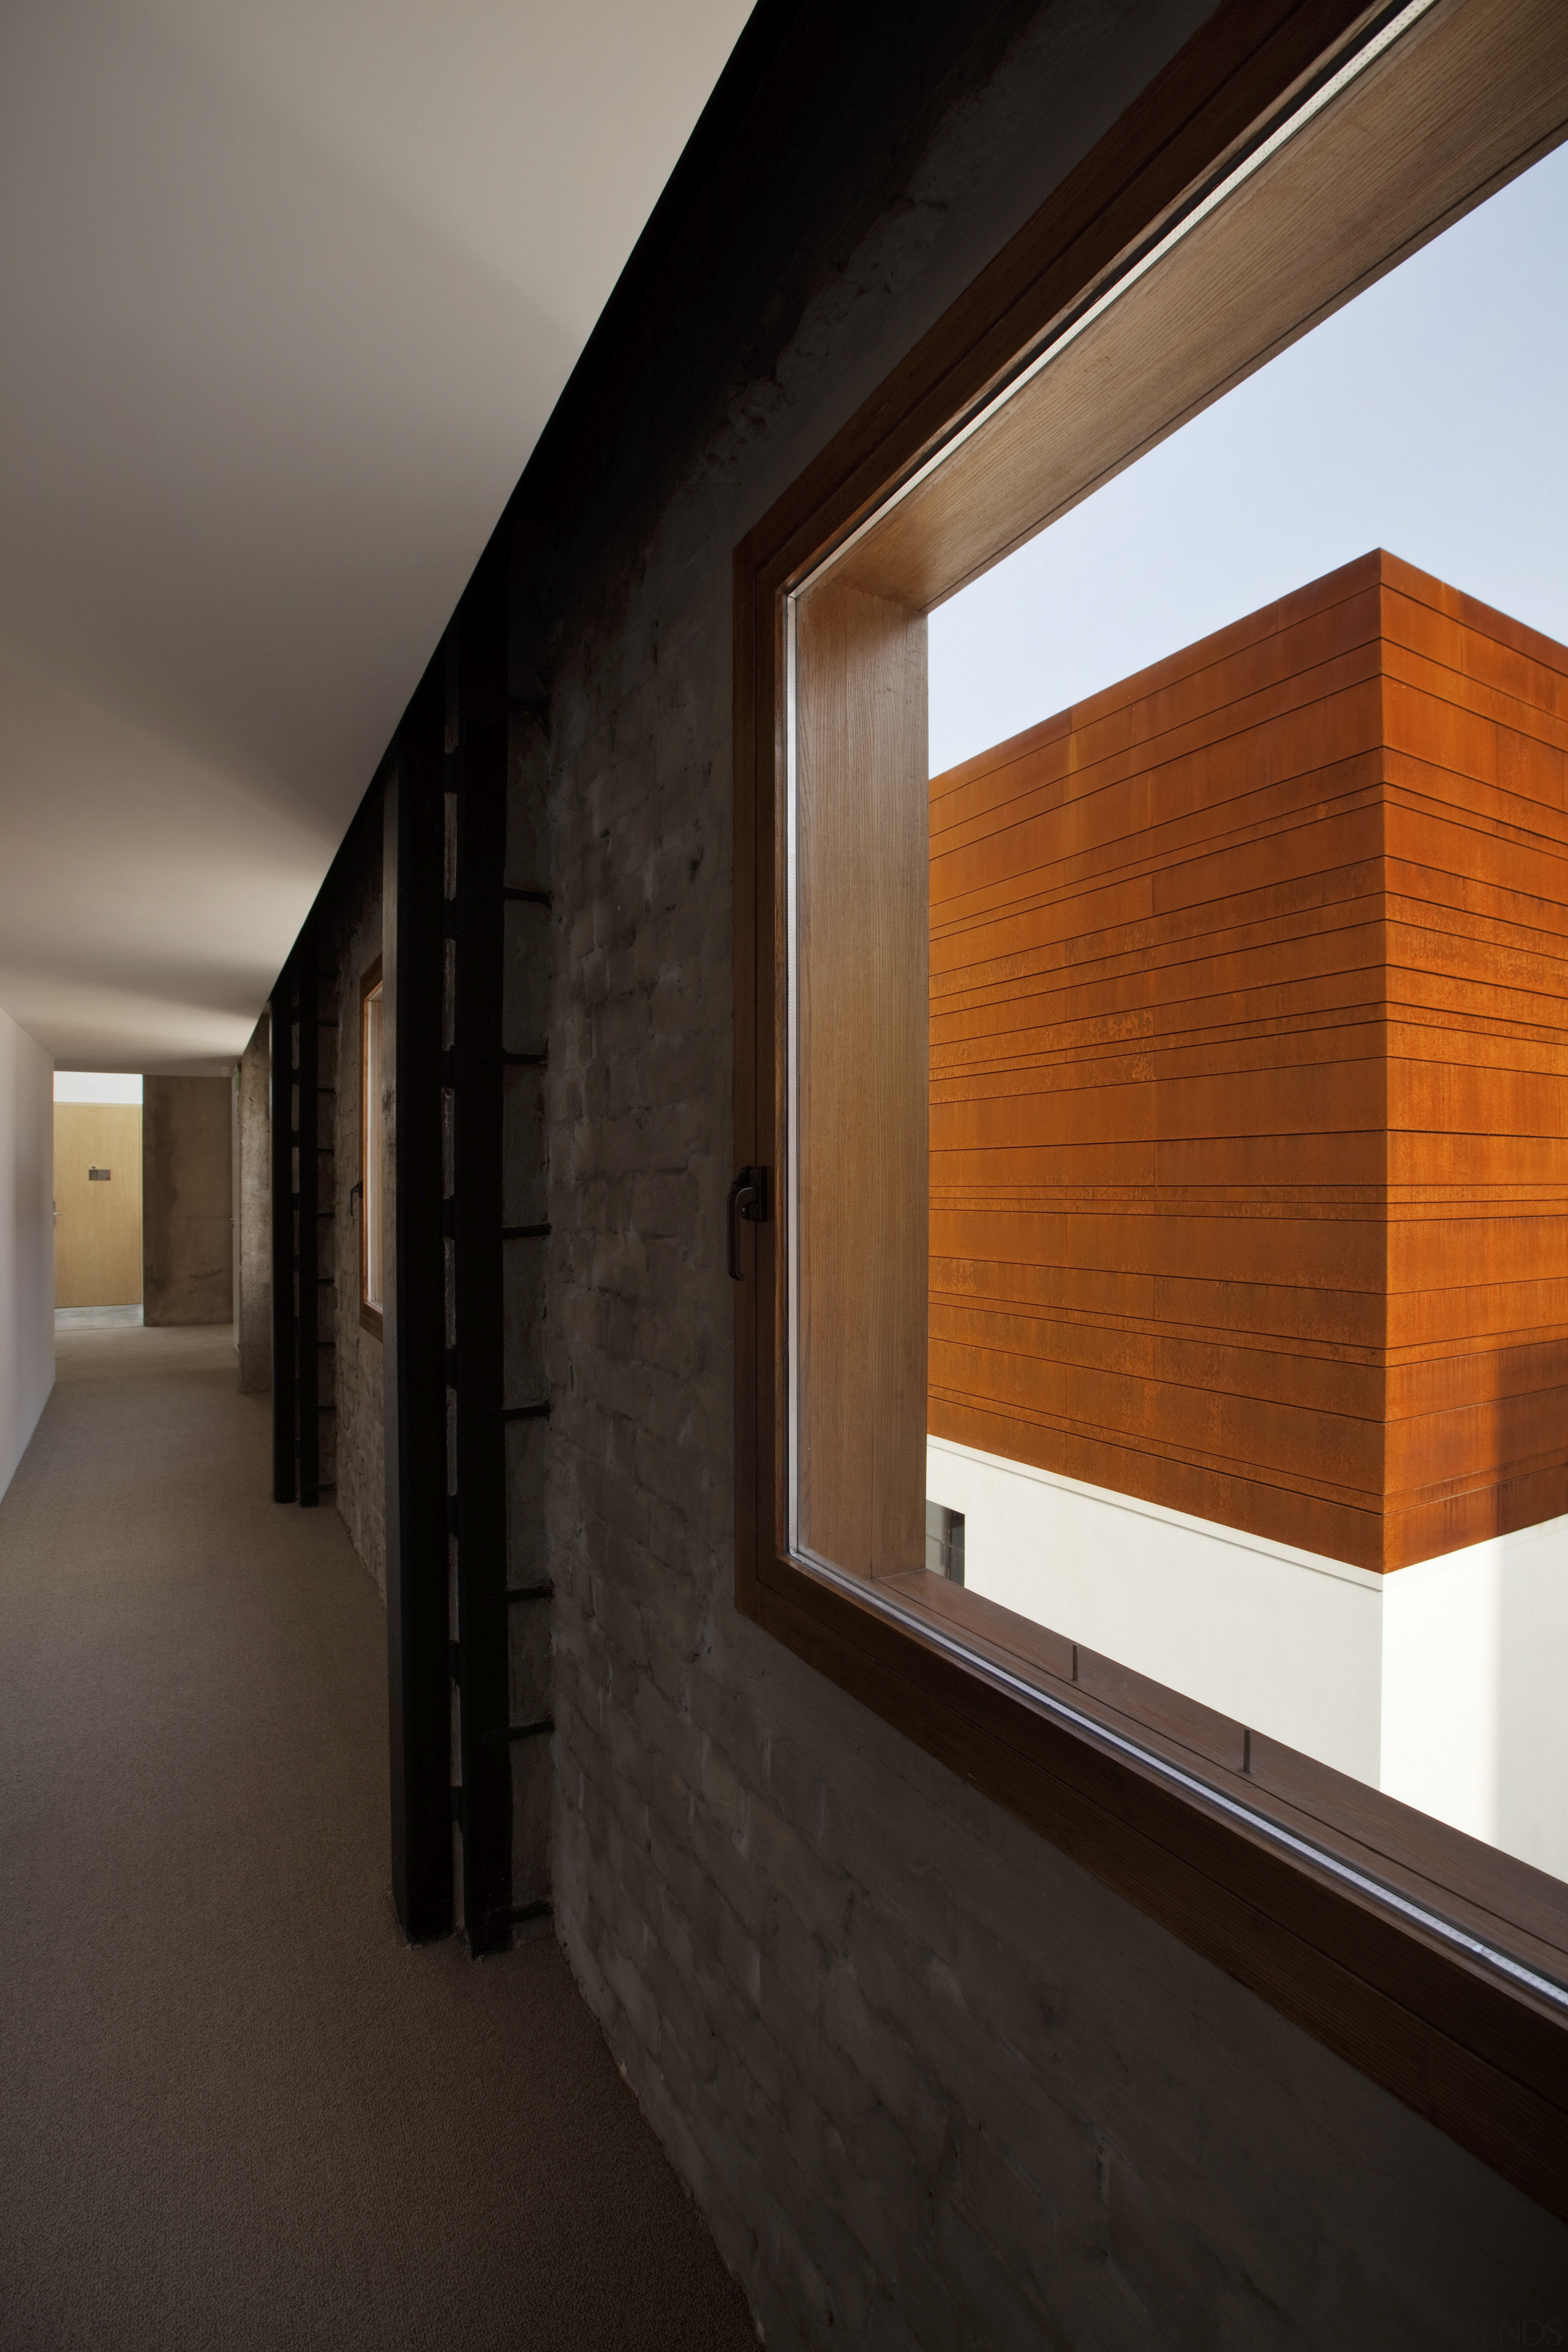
296,910,320,1506
270,988,295,1504
385,659,455,1943
451,529,513,1954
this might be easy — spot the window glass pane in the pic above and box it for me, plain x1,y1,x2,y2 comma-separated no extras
922,145,1568,1883
790,83,1568,1900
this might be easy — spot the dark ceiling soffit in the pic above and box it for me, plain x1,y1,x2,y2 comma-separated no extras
504,0,1050,549
271,0,1041,966
529,0,807,433
738,0,1397,590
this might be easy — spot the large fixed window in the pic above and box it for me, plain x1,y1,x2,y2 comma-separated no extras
736,0,1568,2220
361,956,384,1336
919,151,1568,1881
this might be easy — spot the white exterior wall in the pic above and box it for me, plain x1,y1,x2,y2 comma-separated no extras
1381,1517,1568,1877
928,1434,1568,1880
0,1009,55,1502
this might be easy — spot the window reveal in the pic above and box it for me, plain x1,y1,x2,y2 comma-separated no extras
739,0,1568,2220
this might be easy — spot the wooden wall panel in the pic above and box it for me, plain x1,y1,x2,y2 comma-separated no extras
53,1104,143,1308
797,580,929,1577
930,549,1568,1572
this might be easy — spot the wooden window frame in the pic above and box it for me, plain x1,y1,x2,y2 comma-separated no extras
733,0,1568,2218
360,954,384,1339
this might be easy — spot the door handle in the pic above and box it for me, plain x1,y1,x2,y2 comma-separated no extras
727,1165,769,1281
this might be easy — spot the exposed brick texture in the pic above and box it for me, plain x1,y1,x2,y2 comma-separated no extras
508,3,1568,2344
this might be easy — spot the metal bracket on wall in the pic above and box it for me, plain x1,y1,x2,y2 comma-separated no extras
727,1164,769,1281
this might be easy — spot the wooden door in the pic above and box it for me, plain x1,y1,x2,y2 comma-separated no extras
54,1104,143,1306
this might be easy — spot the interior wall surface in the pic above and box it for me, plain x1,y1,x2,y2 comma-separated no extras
505,1,1568,2345
142,1076,233,1326
0,1007,53,1504
328,801,386,1597
236,1015,271,1392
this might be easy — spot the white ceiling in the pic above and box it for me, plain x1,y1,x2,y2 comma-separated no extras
0,0,751,1071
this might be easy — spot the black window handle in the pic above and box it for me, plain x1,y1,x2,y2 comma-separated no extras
727,1165,769,1281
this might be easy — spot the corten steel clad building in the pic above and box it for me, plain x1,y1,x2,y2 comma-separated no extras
926,551,1568,1856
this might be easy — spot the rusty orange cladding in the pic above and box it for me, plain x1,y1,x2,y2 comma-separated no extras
929,549,1568,1571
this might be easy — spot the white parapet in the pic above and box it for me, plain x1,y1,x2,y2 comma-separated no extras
1381,1518,1568,1876
926,1434,1567,1880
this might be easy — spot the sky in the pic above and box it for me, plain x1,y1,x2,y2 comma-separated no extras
928,138,1568,776
54,1072,142,1103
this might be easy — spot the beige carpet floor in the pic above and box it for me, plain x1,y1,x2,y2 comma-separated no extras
0,1324,755,2352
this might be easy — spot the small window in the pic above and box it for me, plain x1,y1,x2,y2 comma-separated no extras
925,1502,965,1585
361,959,384,1333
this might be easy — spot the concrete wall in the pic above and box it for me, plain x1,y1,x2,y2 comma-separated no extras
329,803,385,1597
142,1077,232,1326
0,1008,53,1503
236,1016,271,1393
507,4,1568,2345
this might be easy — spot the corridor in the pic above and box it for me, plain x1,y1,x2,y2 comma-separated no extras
0,1324,754,2352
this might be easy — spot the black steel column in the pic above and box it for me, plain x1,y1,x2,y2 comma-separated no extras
384,662,454,1942
451,532,513,1954
295,910,321,1506
270,989,295,1503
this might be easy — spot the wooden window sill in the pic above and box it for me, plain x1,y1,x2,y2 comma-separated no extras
753,1549,1568,2218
